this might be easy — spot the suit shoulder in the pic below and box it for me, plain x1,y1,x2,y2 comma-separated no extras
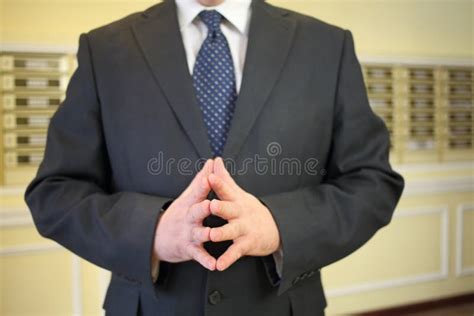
263,2,346,37
85,2,163,40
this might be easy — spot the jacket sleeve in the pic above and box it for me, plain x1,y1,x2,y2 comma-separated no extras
258,30,405,295
23,33,172,298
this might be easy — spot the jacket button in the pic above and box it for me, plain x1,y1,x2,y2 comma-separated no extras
208,290,222,305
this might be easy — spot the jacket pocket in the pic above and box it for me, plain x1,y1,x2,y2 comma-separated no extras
103,274,140,315
287,270,327,316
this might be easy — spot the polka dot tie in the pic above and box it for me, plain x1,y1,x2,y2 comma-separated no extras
192,10,237,157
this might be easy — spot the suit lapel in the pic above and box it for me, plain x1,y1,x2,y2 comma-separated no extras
132,0,296,160
222,0,296,160
132,1,213,159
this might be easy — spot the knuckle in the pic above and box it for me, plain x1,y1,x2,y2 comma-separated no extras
194,250,203,261
233,249,242,260
185,243,194,254
191,228,199,241
181,244,193,259
201,227,210,241
227,224,234,235
188,212,196,223
215,228,223,239
210,228,219,241
233,222,242,235
193,249,204,262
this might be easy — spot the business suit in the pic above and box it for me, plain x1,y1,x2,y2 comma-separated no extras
24,0,405,315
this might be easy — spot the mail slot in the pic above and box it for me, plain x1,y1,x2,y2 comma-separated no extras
3,113,52,129
4,132,47,148
2,93,63,110
4,151,44,167
0,55,68,73
409,68,434,81
1,74,68,91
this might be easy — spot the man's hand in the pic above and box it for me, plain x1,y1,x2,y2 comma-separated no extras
153,159,216,270
208,157,281,271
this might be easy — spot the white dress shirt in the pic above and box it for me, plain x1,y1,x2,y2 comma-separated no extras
175,0,252,93
152,0,283,282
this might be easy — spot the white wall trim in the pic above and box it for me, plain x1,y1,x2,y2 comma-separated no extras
99,269,111,316
72,255,83,316
359,55,473,67
0,208,34,227
0,43,77,54
455,204,474,277
0,186,27,196
402,176,474,197
0,206,457,299
392,161,474,173
0,243,62,256
0,243,82,315
325,206,449,298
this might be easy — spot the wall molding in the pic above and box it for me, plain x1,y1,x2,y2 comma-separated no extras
0,243,62,256
0,43,77,54
402,176,474,197
325,206,449,298
72,255,83,316
0,207,34,227
359,55,473,67
0,186,27,196
0,205,460,301
455,203,474,277
392,161,474,173
0,242,83,316
99,269,111,316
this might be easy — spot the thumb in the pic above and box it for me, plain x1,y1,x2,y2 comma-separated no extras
182,159,213,203
213,157,238,189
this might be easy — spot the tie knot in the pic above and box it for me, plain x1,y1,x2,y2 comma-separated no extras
199,10,223,33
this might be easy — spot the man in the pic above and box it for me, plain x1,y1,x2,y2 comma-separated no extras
24,0,404,315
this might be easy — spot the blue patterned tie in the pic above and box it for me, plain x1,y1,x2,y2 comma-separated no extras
192,10,237,157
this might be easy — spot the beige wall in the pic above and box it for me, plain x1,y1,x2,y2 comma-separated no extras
1,1,473,315
0,0,4,43
1,0,473,59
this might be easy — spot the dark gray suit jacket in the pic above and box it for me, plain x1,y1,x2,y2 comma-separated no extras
24,0,404,315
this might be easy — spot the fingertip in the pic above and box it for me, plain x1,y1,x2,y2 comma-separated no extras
200,176,211,191
208,174,223,192
204,226,212,240
208,172,217,183
209,228,220,242
208,258,217,271
215,157,230,179
206,158,214,172
209,199,219,214
216,259,227,271
198,159,211,176
215,156,223,167
202,198,211,209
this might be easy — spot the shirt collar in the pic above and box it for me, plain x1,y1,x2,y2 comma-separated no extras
175,0,252,35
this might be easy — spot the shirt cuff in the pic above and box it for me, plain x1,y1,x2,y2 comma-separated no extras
272,244,284,278
151,199,173,283
151,255,160,283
